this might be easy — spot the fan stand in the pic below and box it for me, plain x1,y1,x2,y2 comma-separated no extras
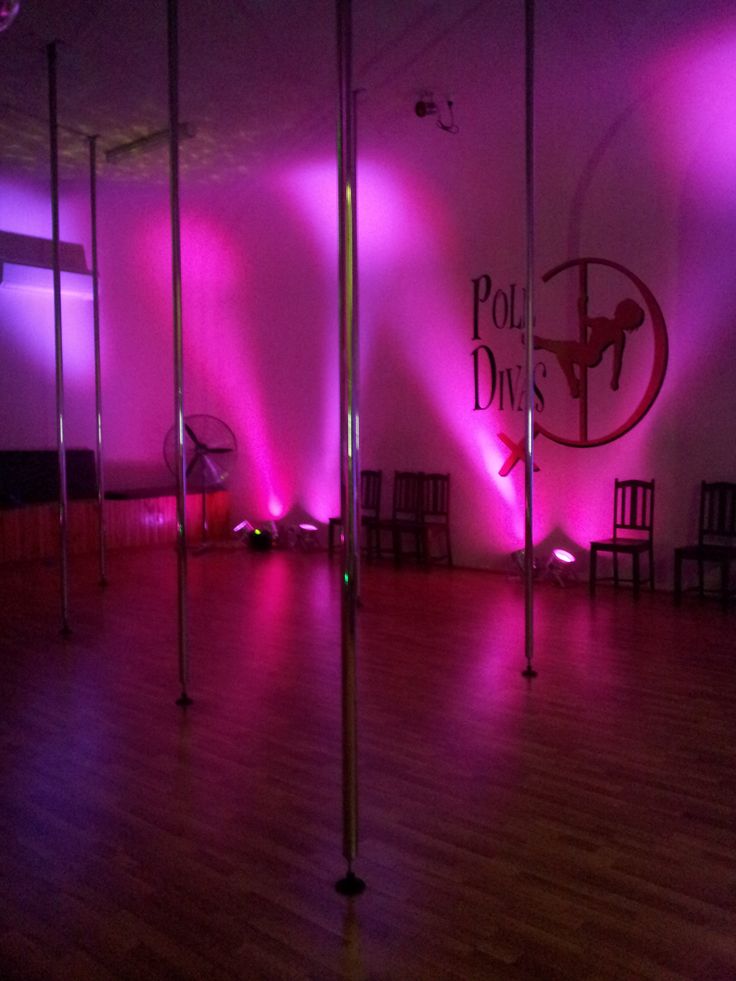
191,485,211,554
164,415,237,554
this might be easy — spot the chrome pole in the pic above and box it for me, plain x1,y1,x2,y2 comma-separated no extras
351,87,361,606
335,0,364,896
167,0,191,706
47,41,71,636
522,0,537,679
88,134,107,587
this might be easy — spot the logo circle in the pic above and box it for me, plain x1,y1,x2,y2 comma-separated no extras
535,257,668,449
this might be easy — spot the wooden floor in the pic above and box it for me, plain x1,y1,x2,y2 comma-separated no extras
0,547,734,980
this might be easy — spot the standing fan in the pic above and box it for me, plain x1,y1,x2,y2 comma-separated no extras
163,414,237,545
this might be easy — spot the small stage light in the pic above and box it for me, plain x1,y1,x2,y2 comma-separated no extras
546,548,577,586
248,528,273,551
297,523,320,551
552,548,575,565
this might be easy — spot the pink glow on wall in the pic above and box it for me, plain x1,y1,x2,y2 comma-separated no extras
281,159,439,267
282,158,524,549
139,211,286,519
649,20,736,200
387,283,528,550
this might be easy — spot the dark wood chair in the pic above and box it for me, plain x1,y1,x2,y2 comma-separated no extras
327,469,382,557
376,471,424,563
590,479,655,597
674,481,736,607
420,472,452,566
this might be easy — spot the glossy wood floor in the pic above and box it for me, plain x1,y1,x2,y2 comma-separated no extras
0,547,734,980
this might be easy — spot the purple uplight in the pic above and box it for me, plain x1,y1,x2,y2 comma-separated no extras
552,548,575,564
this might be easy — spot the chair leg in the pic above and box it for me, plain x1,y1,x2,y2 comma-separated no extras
722,561,730,609
328,519,341,556
613,552,619,587
392,528,402,565
421,527,430,565
648,546,655,591
674,551,682,605
632,552,640,598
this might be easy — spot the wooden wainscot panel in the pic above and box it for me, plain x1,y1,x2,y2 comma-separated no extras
0,491,230,563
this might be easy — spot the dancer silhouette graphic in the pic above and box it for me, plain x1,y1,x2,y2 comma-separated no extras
534,297,645,399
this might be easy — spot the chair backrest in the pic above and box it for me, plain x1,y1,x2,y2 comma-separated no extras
392,471,423,520
422,473,450,522
360,469,382,518
613,479,654,540
698,481,736,545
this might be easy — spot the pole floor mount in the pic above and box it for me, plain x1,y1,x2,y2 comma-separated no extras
335,869,366,896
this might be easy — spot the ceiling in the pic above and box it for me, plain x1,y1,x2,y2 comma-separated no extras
0,0,492,185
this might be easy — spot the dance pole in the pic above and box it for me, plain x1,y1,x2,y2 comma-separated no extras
351,87,361,605
88,134,107,587
47,41,71,636
167,0,191,706
522,0,537,679
335,0,365,896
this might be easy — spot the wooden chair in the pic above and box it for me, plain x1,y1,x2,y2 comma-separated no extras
327,469,382,557
421,473,452,566
376,471,424,563
590,479,655,597
674,481,736,607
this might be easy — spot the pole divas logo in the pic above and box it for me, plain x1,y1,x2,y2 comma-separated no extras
471,258,668,474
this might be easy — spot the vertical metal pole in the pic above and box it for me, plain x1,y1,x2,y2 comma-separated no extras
522,0,537,679
47,41,71,636
577,262,589,443
351,87,361,605
335,0,365,896
167,0,191,707
88,135,107,586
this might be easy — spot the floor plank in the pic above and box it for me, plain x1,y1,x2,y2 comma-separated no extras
0,547,734,980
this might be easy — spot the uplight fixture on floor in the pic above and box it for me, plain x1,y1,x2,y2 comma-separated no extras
546,548,577,586
297,523,320,551
511,548,538,577
234,519,279,551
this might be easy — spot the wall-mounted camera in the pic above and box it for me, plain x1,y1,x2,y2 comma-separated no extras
414,91,458,133
415,99,438,118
